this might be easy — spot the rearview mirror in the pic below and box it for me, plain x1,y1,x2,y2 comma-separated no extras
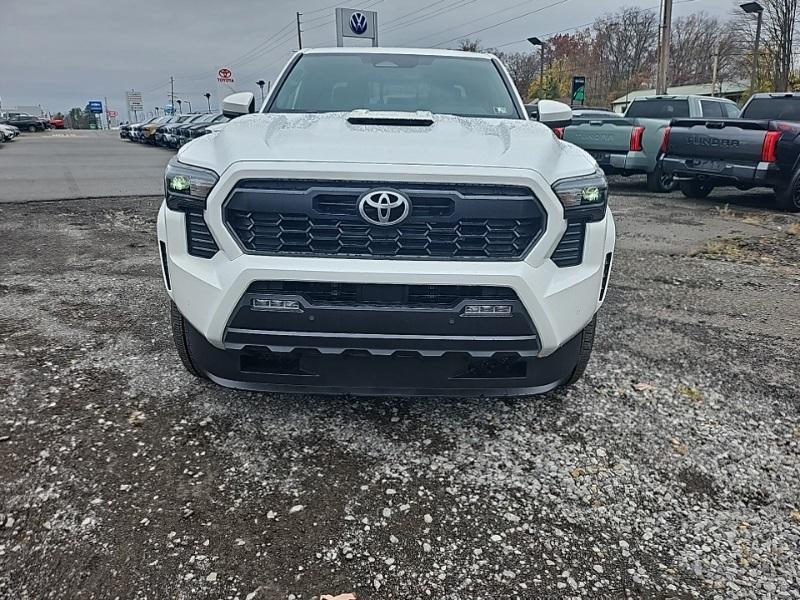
222,92,255,119
536,100,572,129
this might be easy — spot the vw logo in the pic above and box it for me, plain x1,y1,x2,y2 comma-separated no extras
358,190,410,226
349,12,369,35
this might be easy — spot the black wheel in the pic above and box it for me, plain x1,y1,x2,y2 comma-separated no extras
774,171,800,212
28,125,37,133
562,315,597,387
170,301,204,378
679,180,714,199
646,165,675,193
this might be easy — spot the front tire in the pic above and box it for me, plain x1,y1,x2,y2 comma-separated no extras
680,180,714,199
562,315,597,387
170,301,204,378
646,165,675,193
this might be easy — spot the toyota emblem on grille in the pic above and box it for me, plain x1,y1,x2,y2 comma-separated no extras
349,12,368,34
358,190,410,226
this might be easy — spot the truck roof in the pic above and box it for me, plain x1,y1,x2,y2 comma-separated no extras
300,47,497,60
749,92,800,99
630,94,733,102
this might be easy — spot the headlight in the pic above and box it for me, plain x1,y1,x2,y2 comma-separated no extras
164,157,219,210
551,169,608,222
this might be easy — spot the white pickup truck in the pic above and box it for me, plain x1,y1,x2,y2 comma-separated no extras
157,47,616,396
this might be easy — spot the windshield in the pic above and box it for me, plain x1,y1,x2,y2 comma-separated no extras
626,98,690,119
268,53,520,119
743,97,800,121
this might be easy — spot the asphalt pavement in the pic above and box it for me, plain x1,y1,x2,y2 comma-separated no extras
0,130,171,202
0,134,799,600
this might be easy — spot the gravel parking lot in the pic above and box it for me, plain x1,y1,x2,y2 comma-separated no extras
1,137,799,599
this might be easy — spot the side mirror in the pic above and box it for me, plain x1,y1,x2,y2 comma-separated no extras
222,92,255,119
536,100,572,129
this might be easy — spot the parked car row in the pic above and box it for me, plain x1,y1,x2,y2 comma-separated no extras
550,92,800,211
0,122,21,143
120,113,229,148
0,111,63,132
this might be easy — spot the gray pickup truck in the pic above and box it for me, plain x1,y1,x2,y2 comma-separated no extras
661,93,800,211
562,95,740,192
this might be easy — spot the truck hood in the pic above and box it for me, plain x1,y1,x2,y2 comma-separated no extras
178,112,596,183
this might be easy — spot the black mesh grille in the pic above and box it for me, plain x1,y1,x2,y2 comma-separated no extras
551,221,585,267
224,180,545,260
186,209,219,258
245,281,519,308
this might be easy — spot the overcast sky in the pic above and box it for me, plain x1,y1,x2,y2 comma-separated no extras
2,0,736,119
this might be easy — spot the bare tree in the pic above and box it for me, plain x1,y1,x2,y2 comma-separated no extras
457,38,482,53
493,51,541,101
731,0,798,91
592,7,658,103
764,0,798,90
669,13,739,86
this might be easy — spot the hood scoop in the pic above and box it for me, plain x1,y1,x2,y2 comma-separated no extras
346,110,434,127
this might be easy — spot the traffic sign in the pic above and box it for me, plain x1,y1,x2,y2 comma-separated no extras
88,100,103,114
126,91,144,111
108,110,118,118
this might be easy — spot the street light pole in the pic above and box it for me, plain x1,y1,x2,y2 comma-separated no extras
204,93,211,112
741,2,764,94
176,99,182,114
184,100,192,112
256,80,266,104
527,37,545,96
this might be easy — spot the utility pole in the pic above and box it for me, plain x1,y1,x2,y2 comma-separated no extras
527,37,545,96
170,76,175,112
296,12,303,49
710,40,719,97
655,0,673,95
104,95,109,129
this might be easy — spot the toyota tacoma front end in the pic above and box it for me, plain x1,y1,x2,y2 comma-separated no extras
157,48,615,396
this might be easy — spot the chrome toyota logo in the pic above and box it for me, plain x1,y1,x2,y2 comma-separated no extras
358,190,410,226
349,12,368,34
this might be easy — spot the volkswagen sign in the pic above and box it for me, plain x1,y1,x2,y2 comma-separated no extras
358,190,410,226
335,8,378,46
349,12,368,35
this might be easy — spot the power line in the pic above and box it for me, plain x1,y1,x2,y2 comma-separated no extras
382,0,465,31
491,0,697,50
431,0,571,48
385,0,481,36
399,0,528,41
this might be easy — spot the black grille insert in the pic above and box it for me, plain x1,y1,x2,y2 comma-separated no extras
245,281,519,308
224,180,545,260
551,221,585,267
186,208,219,258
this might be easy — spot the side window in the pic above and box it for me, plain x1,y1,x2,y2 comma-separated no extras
723,103,740,118
700,100,723,118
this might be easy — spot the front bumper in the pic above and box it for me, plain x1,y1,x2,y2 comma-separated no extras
158,162,615,393
181,313,585,396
